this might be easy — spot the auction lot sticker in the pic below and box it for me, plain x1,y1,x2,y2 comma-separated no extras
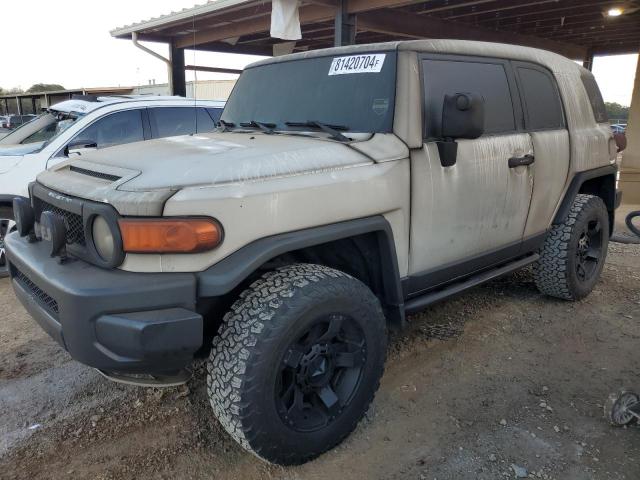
329,54,386,75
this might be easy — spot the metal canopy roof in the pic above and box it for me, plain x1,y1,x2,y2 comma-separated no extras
111,0,640,59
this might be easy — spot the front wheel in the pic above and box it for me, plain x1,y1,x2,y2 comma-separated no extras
207,263,387,465
534,194,609,300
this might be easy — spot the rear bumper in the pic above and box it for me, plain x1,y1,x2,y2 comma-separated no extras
6,232,202,374
615,189,623,210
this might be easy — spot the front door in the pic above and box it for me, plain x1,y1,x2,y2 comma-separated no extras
408,55,534,291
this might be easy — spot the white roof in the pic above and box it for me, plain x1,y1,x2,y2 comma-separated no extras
50,96,225,115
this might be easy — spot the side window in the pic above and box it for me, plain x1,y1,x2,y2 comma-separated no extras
580,73,608,123
74,110,144,148
149,107,196,138
516,65,565,130
422,59,516,138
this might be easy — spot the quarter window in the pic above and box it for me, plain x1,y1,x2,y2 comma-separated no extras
516,65,564,130
422,59,516,138
149,107,218,138
580,73,608,123
207,108,223,123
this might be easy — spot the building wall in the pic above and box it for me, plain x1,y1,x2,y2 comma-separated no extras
133,80,236,100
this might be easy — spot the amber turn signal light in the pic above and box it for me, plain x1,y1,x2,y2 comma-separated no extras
118,218,223,253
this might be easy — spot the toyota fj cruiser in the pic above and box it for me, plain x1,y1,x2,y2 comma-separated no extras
6,40,621,465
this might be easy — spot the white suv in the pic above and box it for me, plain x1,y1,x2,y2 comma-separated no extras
0,96,225,275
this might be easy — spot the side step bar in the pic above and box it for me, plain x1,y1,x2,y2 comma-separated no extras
405,253,539,314
96,369,191,387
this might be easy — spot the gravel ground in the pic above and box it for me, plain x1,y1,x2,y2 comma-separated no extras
1,239,639,479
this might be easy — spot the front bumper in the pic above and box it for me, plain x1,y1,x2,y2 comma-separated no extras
6,232,202,374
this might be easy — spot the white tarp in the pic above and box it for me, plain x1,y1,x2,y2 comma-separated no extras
270,0,301,40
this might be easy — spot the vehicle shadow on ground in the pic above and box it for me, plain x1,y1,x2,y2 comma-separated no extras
2,244,640,479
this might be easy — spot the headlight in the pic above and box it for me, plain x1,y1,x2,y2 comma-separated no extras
92,216,115,261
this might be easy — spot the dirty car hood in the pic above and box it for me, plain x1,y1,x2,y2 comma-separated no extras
0,142,44,156
36,131,410,215
70,132,374,192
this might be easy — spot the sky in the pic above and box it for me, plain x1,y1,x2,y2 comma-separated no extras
0,0,266,89
1,0,638,106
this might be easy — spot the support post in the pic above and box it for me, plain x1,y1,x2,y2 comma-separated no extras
334,0,355,47
170,41,186,97
583,48,594,71
619,54,640,204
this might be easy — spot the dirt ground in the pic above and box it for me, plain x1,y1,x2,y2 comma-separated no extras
1,221,639,479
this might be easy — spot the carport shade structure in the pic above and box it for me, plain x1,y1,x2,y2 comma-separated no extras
111,0,640,201
110,0,640,96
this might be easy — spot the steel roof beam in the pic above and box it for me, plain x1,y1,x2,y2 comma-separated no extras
357,7,587,58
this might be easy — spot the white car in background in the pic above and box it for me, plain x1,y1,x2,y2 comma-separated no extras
0,95,225,275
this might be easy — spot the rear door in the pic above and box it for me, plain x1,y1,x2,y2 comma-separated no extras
408,55,534,286
512,62,570,239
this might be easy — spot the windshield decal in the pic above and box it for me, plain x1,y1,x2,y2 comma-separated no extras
328,54,386,75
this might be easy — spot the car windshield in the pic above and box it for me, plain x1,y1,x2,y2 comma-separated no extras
221,50,397,135
0,110,81,148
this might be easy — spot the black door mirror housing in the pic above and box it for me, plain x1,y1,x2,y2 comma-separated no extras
65,139,98,156
437,93,485,167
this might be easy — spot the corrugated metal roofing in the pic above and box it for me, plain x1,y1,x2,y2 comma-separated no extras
110,0,256,37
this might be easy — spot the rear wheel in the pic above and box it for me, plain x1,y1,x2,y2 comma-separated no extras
534,194,609,300
207,263,387,465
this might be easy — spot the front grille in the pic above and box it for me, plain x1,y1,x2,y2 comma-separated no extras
70,166,121,182
13,269,59,316
40,201,86,246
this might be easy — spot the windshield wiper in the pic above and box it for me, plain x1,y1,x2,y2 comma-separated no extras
218,120,236,132
284,121,350,142
239,120,277,134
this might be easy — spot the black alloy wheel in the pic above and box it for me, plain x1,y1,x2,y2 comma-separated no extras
276,313,366,433
575,218,604,283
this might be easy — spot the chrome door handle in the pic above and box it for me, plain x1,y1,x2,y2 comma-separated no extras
508,154,535,168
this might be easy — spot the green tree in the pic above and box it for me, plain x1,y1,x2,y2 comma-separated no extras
1,87,24,94
26,83,65,93
605,102,629,122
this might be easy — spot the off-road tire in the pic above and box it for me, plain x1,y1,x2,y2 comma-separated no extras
534,194,609,300
207,263,387,465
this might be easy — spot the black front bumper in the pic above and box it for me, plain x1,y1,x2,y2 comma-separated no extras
6,232,202,374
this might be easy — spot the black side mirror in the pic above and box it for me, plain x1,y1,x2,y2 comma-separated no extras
65,139,97,156
437,93,485,167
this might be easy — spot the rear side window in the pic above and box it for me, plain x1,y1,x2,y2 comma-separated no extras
422,59,516,138
580,73,608,123
149,107,217,138
516,65,564,130
74,109,144,148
